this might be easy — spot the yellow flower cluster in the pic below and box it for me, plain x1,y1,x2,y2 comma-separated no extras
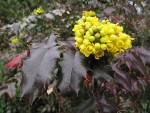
82,11,96,17
33,6,44,16
11,37,19,44
72,11,134,60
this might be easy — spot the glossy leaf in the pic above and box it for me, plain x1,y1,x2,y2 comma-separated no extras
21,34,61,104
58,47,88,95
112,63,132,92
117,47,150,76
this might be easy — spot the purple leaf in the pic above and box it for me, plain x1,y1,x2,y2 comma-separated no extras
21,34,61,104
98,95,117,113
112,64,132,92
104,7,116,16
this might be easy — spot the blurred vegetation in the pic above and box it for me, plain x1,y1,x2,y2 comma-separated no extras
0,0,150,113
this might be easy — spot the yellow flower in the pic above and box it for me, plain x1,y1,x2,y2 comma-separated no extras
89,17,99,25
106,42,113,52
94,49,104,60
82,11,96,17
11,37,19,44
72,10,134,60
33,6,44,16
86,44,95,54
116,39,124,48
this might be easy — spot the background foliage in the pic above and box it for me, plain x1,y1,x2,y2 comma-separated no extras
0,0,150,113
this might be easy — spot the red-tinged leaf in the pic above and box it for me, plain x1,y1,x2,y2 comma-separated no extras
84,72,92,85
21,34,61,104
6,50,28,68
104,7,116,16
58,48,88,96
98,95,117,113
111,16,119,23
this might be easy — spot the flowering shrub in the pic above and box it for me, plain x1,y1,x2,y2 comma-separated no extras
73,11,134,59
0,1,150,113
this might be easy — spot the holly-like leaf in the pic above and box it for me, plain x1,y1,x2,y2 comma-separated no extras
21,34,61,104
90,58,113,87
92,67,113,82
112,63,132,92
117,47,150,76
135,46,150,66
58,43,88,95
113,46,150,93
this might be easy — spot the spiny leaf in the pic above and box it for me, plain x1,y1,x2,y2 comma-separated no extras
112,63,132,92
70,51,88,94
58,45,76,95
117,47,149,76
135,46,150,66
21,34,61,104
90,59,113,89
125,50,147,76
92,67,113,82
58,45,88,95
